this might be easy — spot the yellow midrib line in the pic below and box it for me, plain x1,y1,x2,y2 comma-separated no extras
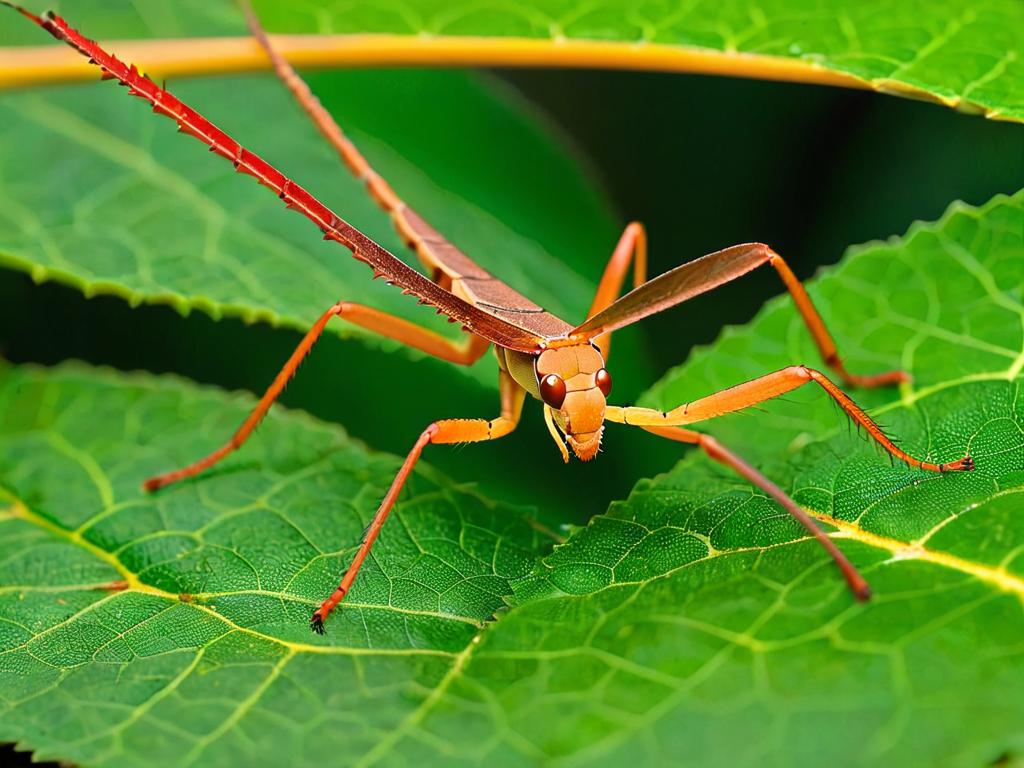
3,499,456,657
10,483,1022,640
810,509,1024,598
0,33,1012,122
6,497,151,593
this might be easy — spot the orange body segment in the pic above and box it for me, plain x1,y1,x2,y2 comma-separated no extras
534,344,611,461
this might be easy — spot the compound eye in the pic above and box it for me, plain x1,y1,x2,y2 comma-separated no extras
539,373,567,409
595,368,613,397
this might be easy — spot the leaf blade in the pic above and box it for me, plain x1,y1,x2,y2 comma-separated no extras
2,191,1021,766
0,361,560,765
4,0,1020,121
441,191,1023,766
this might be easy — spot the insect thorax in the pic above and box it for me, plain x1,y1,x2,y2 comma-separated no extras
495,347,542,399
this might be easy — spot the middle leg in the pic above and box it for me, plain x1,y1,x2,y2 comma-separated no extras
310,370,525,632
607,365,974,472
144,301,490,491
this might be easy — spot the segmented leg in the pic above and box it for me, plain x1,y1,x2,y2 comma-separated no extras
643,425,871,599
607,364,974,472
586,222,647,359
767,254,904,388
310,371,525,632
143,301,490,491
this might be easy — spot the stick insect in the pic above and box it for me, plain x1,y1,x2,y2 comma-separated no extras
7,2,974,634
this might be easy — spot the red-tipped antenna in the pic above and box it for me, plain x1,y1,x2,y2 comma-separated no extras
1,2,544,353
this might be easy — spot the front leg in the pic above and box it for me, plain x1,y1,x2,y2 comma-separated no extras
607,365,973,472
311,371,525,633
611,369,974,600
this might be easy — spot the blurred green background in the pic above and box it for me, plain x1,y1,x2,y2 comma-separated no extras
1,66,1021,530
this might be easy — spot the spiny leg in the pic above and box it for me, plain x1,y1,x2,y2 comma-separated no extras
609,366,971,598
310,371,525,632
642,425,871,599
606,364,974,472
586,222,647,359
144,301,490,491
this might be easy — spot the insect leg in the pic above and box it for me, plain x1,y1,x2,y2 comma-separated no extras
585,222,647,359
607,365,974,472
311,371,525,632
767,254,907,388
143,302,490,491
641,425,871,600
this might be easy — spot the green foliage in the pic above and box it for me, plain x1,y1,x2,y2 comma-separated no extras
0,1,1021,766
255,0,1024,121
0,193,1020,767
0,69,612,372
0,364,553,765
13,0,1020,120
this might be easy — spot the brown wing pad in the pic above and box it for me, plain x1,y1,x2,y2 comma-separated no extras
397,208,575,341
571,243,773,340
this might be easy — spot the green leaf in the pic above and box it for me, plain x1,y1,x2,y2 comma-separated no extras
6,0,1021,121
450,191,1024,766
0,363,555,766
253,0,1024,121
0,1,620,381
1,191,1020,766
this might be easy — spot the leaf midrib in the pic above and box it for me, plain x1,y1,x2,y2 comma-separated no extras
820,504,1024,598
2,31,1018,123
2,497,460,658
